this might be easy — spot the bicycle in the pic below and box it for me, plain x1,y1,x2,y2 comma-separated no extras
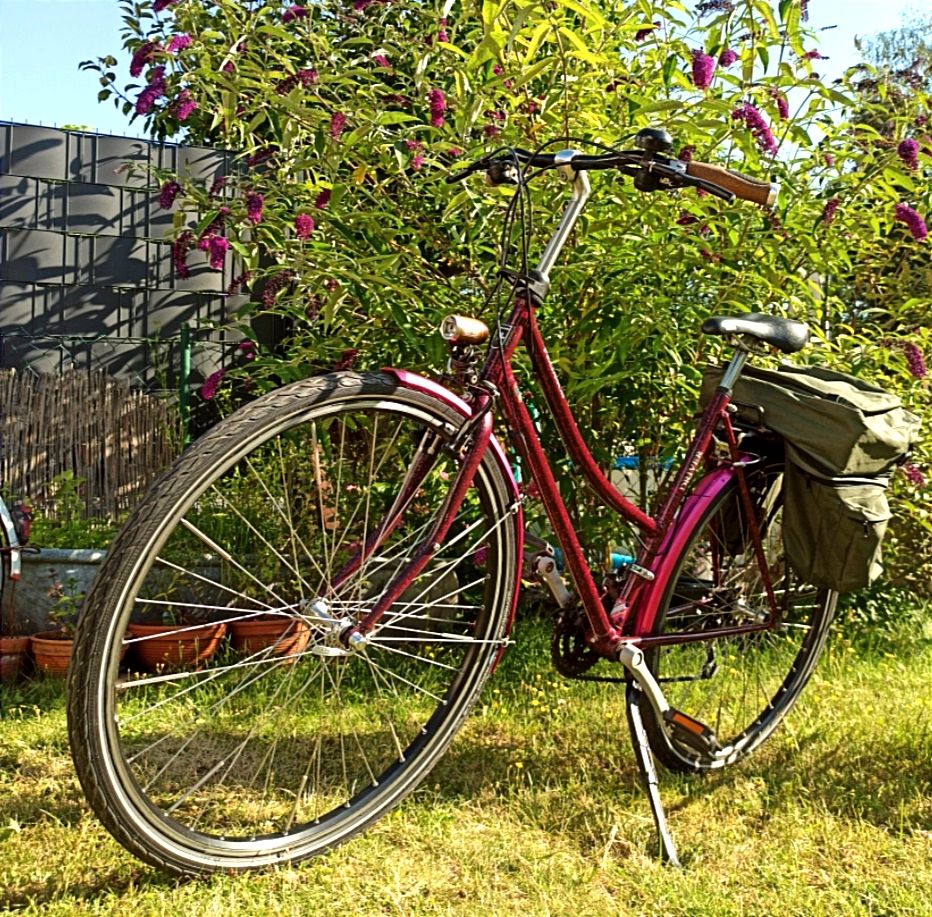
67,127,837,876
0,474,33,681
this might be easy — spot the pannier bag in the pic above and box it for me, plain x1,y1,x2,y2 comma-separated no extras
701,363,921,592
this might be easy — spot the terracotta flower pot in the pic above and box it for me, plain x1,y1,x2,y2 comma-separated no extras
0,635,31,683
229,615,310,658
126,621,227,672
30,630,75,677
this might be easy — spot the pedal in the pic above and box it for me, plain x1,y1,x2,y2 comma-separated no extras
663,709,721,755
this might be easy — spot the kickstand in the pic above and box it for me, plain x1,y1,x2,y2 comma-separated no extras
625,683,682,867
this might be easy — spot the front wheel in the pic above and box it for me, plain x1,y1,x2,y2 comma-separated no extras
68,372,521,876
642,461,837,772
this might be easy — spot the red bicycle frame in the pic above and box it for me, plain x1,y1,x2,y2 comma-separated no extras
345,158,779,661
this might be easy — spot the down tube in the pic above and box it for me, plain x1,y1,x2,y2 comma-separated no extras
630,466,737,637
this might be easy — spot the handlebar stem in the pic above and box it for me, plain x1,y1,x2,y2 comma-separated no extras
534,152,591,284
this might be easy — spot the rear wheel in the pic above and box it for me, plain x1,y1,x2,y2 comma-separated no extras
68,372,520,876
642,462,836,772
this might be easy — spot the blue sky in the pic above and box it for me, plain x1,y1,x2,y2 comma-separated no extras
0,0,923,139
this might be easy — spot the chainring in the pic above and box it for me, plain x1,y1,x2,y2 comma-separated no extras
550,605,601,677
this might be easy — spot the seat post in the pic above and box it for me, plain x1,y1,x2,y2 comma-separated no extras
718,337,754,392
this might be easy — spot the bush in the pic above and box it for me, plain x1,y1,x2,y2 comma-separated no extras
86,0,931,567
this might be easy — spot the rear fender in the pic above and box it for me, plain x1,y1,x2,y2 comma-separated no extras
634,467,737,635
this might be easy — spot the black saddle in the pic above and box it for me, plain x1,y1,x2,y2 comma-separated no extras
701,313,809,354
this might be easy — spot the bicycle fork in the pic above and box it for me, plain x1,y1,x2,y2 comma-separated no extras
335,387,498,648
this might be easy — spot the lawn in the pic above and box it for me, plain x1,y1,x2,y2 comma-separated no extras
1,618,930,917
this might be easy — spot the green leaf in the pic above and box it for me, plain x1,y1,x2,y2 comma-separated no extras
523,19,553,64
551,0,607,28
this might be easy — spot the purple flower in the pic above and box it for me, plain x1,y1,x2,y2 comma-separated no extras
373,53,391,68
405,139,423,151
412,153,424,171
697,0,734,13
209,175,226,197
822,197,840,225
208,235,229,271
428,88,446,128
261,270,296,308
276,68,318,94
493,64,504,76
167,34,192,53
437,18,449,43
898,138,919,170
246,191,264,225
200,369,225,401
158,180,181,210
901,462,926,486
731,102,778,155
903,342,928,379
771,89,789,120
153,0,179,12
895,203,928,241
634,22,659,41
246,147,278,168
483,124,501,138
801,0,809,21
315,189,331,209
173,89,198,121
448,147,463,157
129,41,160,78
691,50,716,90
334,348,359,371
803,49,824,60
718,48,738,67
197,207,229,248
225,270,252,295
329,111,347,139
282,4,309,23
678,146,695,162
295,213,314,239
135,65,166,115
171,230,194,279
824,153,835,167
677,212,699,226
222,60,235,74
238,339,257,361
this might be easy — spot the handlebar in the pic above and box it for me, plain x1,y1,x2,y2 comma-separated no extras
448,144,779,210
685,161,778,208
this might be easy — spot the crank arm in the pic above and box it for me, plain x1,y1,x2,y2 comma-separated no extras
617,642,724,758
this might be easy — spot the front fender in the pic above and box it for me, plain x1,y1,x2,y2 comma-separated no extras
382,369,520,503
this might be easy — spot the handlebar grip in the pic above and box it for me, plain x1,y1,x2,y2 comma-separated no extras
685,161,779,208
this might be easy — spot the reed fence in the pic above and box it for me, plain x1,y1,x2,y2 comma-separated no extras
0,369,177,519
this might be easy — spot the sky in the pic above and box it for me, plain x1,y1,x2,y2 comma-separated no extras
0,0,926,140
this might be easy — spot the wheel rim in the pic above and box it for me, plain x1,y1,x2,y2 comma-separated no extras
96,392,517,860
650,472,834,767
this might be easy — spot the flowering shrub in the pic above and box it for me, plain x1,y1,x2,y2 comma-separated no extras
85,0,931,586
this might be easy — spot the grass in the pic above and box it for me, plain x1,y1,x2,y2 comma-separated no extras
1,617,930,917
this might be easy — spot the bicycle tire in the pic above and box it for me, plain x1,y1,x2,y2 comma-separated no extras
68,371,521,876
641,461,836,773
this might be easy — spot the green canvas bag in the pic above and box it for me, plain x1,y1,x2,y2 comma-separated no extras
700,363,920,592
700,363,920,476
